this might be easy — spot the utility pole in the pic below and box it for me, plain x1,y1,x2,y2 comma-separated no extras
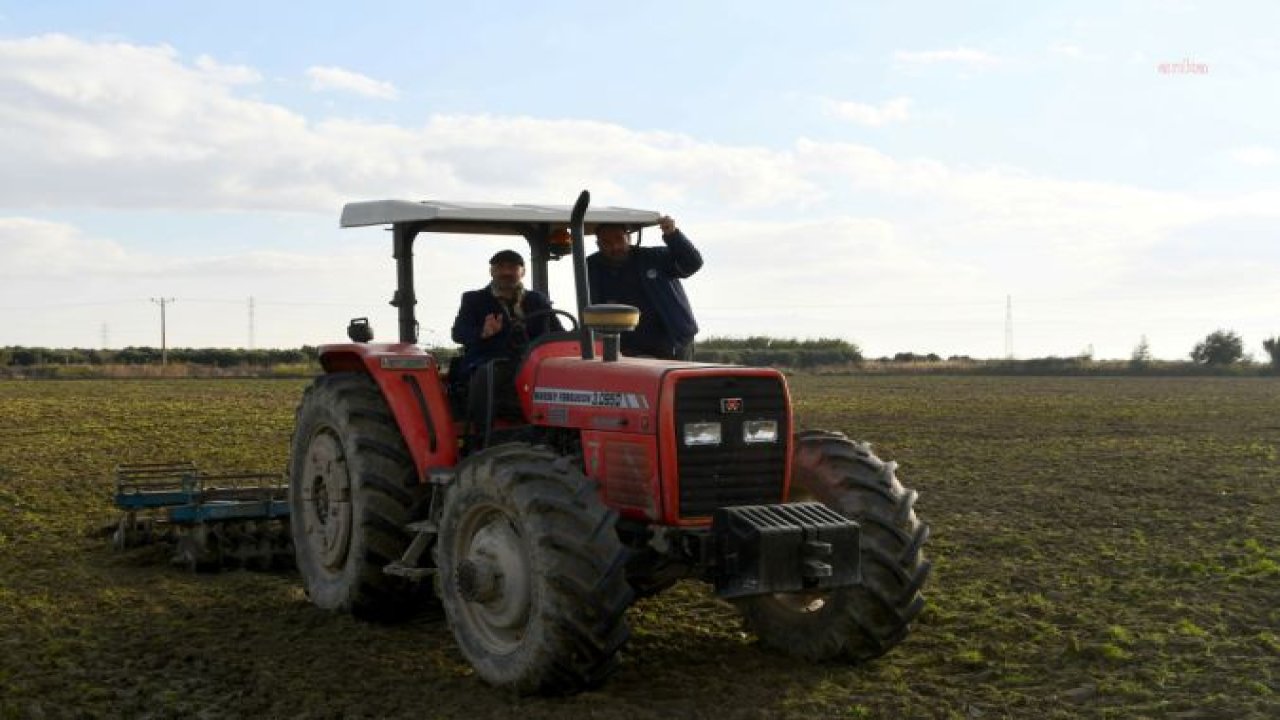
248,296,255,350
151,297,175,366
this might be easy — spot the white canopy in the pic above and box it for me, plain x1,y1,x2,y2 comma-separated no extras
340,200,661,235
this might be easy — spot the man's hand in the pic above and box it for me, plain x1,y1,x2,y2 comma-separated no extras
481,313,504,339
658,215,677,236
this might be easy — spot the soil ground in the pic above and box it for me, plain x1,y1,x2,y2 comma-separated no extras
1,375,1277,719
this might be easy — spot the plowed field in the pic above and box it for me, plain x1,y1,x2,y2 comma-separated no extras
1,376,1277,718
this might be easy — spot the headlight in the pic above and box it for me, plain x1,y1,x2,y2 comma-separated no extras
743,419,779,444
683,421,722,446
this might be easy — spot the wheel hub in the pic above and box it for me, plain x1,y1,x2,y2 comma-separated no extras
456,558,502,603
456,511,531,653
299,429,352,572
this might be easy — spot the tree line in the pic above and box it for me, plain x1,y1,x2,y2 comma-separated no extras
2,329,1278,375
0,346,318,368
1179,329,1280,368
693,337,863,368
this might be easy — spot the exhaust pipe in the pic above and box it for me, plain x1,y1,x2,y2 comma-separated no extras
569,190,594,360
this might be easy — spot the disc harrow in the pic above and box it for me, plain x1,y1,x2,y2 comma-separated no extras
111,460,292,572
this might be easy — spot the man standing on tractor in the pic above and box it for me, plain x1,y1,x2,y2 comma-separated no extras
451,249,563,375
588,215,703,360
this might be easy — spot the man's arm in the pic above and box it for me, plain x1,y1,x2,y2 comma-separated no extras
451,291,490,347
658,228,704,279
654,217,703,278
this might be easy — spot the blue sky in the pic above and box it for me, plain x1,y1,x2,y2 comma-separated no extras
1,1,1276,359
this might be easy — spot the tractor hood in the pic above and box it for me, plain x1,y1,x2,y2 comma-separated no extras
520,356,689,435
519,353,785,436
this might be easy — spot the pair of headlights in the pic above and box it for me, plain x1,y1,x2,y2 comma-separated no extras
683,419,779,447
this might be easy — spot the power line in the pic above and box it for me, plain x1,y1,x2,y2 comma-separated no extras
176,297,362,307
0,300,138,310
696,287,1280,312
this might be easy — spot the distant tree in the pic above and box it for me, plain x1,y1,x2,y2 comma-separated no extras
1263,337,1280,369
1190,329,1244,366
1130,335,1152,370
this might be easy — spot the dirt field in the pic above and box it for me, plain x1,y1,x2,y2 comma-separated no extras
1,375,1277,719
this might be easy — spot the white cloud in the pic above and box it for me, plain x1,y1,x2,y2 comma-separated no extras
0,216,375,279
0,35,821,212
1,34,1277,358
195,55,261,84
1229,145,1277,166
0,217,130,276
1050,43,1085,59
893,47,1001,67
828,97,912,127
1048,43,1103,62
306,65,399,100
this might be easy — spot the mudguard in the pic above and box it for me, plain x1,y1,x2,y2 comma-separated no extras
318,343,458,482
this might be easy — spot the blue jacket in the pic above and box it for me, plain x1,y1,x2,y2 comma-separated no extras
587,229,703,356
451,286,563,373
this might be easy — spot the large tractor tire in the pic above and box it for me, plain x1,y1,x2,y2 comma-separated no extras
736,430,930,662
289,372,432,620
434,443,633,695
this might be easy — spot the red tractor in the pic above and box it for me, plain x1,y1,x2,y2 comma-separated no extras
289,191,930,694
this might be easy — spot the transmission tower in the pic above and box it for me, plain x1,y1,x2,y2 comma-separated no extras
1004,295,1013,359
249,296,255,350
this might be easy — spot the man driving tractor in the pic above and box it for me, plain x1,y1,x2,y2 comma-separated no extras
451,249,564,375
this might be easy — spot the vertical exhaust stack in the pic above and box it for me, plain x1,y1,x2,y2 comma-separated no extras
570,190,640,362
569,190,594,360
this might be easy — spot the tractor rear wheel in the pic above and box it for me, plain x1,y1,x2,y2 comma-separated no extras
435,443,633,694
735,430,930,662
289,372,433,620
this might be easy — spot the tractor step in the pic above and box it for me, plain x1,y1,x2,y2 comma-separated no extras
383,519,440,580
383,563,436,580
405,520,438,533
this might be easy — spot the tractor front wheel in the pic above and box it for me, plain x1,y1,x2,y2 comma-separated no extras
289,372,432,620
435,443,633,694
735,430,930,662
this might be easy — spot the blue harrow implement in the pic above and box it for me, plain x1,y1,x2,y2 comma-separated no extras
112,460,292,571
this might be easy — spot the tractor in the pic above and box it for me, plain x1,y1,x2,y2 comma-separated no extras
289,190,930,694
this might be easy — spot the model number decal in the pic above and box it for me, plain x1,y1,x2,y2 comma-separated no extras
533,387,649,409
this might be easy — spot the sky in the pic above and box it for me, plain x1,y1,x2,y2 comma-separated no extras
1,1,1277,360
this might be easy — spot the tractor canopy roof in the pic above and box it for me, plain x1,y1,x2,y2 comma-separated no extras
340,200,661,236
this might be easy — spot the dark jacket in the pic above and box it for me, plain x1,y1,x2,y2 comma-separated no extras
451,286,562,373
587,229,703,357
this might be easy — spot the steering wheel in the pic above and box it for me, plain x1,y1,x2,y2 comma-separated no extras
521,308,579,332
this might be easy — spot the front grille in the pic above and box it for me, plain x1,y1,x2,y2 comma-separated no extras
674,375,788,517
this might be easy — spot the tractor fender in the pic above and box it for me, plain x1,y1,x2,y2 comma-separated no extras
318,343,458,482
